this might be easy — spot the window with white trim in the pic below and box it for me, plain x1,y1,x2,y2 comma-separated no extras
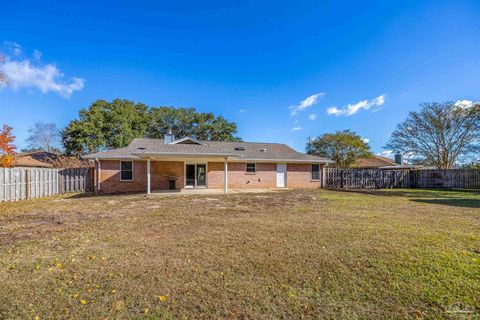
246,163,256,173
120,161,133,181
311,164,320,180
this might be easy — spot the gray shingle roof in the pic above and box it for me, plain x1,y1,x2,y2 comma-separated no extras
84,138,333,163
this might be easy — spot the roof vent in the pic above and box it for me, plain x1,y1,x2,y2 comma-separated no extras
260,148,267,152
234,146,245,151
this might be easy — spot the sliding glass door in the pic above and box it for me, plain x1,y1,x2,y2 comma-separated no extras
196,164,206,187
186,164,196,187
185,164,207,188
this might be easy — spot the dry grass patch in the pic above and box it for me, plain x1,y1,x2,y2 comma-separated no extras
0,189,479,319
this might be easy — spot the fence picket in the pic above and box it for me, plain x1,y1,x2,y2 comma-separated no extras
0,167,92,202
324,168,480,190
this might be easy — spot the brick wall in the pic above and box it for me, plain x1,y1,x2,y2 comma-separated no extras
151,161,185,190
207,162,225,189
99,160,147,193
99,160,185,193
208,162,277,189
286,163,322,188
99,160,322,193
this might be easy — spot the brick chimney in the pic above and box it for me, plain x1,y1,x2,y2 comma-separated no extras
394,152,403,165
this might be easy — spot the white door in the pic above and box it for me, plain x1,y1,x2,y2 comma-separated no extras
277,164,286,188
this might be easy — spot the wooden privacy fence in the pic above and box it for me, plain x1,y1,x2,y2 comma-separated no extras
0,167,93,202
324,168,480,189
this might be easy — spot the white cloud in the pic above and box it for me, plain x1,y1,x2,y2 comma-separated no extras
289,92,325,116
454,100,474,109
33,49,42,60
0,43,84,98
377,150,393,159
4,42,22,56
308,114,317,120
290,126,302,132
239,108,247,113
362,138,370,143
327,94,386,116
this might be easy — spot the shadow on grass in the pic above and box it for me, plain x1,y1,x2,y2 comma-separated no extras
331,188,477,197
328,188,480,208
411,198,480,208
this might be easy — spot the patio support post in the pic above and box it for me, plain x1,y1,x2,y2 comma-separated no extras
147,158,151,195
96,158,101,192
224,158,228,193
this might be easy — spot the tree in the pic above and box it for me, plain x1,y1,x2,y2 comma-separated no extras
0,70,6,84
461,162,480,169
0,125,16,167
308,130,373,168
62,99,241,155
387,102,480,169
147,107,241,141
26,122,62,153
0,54,7,84
62,101,107,156
62,99,148,156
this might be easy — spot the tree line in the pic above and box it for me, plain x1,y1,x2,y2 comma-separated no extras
62,99,241,156
308,101,479,169
5,99,239,158
1,100,479,169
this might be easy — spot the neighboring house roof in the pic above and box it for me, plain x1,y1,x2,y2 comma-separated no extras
84,138,333,163
353,156,398,168
353,156,420,169
13,151,92,168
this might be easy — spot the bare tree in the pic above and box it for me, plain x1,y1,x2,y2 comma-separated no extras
387,102,480,169
0,54,7,84
26,122,62,153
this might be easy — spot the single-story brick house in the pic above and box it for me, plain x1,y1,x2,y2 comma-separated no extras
84,133,333,194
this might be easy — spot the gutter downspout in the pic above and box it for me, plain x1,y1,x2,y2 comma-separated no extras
147,158,151,195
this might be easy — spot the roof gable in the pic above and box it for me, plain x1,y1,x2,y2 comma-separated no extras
169,137,203,145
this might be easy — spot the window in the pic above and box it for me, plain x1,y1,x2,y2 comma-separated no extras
246,163,256,173
120,161,133,181
311,164,320,180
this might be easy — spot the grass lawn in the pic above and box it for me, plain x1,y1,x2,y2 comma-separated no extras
0,189,479,319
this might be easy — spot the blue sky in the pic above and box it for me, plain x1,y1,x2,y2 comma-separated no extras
1,0,479,155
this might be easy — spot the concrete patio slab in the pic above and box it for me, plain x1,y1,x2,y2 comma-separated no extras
150,188,291,195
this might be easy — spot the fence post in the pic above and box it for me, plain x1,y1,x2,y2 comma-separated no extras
25,169,30,199
321,166,326,188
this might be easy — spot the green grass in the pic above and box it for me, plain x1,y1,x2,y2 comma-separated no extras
0,189,479,319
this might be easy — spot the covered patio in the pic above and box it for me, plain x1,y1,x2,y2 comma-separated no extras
142,155,230,194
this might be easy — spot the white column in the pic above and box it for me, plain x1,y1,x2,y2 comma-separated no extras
147,158,151,195
224,158,228,193
96,158,101,192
